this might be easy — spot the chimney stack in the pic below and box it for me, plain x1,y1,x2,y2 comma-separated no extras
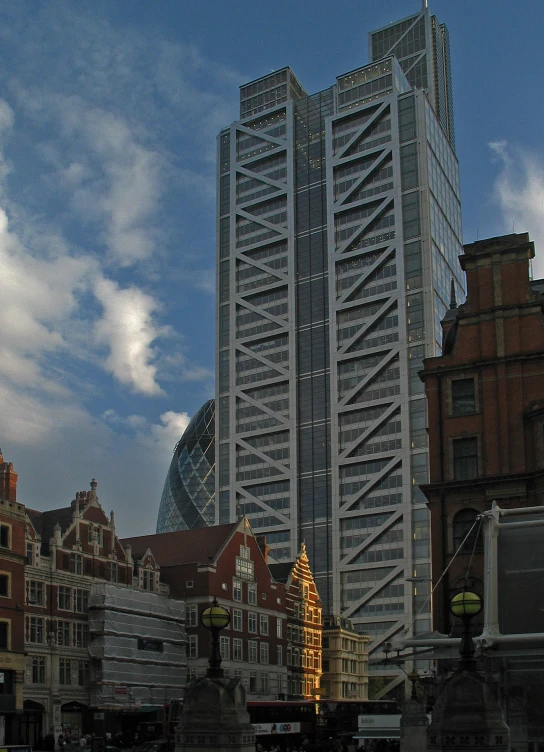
0,451,18,503
255,535,270,564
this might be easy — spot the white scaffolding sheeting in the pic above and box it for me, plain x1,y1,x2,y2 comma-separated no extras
88,583,187,708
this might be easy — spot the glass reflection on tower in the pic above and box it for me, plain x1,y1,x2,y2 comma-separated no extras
156,399,215,533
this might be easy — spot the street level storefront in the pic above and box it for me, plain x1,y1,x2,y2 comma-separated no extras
93,705,164,743
355,713,401,742
10,700,44,747
61,702,92,740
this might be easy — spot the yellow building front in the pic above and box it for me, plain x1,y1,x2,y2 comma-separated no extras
320,615,368,700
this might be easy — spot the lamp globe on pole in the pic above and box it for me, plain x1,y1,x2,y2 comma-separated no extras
201,596,231,678
450,591,482,670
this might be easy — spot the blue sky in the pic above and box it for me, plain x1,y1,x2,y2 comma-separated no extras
1,0,543,536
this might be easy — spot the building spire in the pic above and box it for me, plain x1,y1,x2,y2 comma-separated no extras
450,279,457,309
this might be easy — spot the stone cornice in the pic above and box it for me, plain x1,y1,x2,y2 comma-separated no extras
421,350,544,379
422,467,544,495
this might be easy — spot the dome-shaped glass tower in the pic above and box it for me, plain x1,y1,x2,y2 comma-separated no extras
156,399,215,532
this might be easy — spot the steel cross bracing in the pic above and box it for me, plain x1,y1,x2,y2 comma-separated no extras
328,94,415,656
225,103,297,557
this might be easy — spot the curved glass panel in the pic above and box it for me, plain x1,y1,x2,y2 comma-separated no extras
156,399,215,532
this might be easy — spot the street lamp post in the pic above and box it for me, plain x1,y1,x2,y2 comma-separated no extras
449,590,482,670
383,642,421,699
200,597,231,679
175,597,255,752
427,589,510,750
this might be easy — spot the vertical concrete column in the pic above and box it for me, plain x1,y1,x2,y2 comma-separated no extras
400,697,428,752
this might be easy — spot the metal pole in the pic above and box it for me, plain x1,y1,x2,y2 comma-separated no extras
458,615,477,670
498,505,544,517
207,626,224,679
481,503,501,640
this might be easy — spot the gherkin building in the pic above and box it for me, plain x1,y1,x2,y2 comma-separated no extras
156,399,215,532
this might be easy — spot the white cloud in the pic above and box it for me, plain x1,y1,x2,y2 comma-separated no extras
0,205,96,388
0,99,14,134
489,141,544,278
0,5,221,535
0,191,179,400
102,408,190,456
0,378,91,445
141,410,191,452
179,365,215,383
93,276,168,396
74,108,162,266
27,98,163,267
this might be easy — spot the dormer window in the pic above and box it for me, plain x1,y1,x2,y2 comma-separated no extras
142,570,155,591
88,525,102,546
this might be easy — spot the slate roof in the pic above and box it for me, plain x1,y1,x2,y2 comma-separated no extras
121,522,239,567
27,506,74,556
268,562,293,584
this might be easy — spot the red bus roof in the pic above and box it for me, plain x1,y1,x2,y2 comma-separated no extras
247,701,314,706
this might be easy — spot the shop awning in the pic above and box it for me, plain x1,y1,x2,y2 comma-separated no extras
355,731,400,740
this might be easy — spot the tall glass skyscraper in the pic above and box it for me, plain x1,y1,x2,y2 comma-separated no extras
215,6,463,667
156,399,215,533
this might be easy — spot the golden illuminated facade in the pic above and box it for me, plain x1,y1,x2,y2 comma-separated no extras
269,543,322,698
320,615,369,700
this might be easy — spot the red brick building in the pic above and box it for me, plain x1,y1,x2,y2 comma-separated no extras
420,233,544,633
269,543,322,699
22,480,145,744
0,452,26,744
123,518,288,699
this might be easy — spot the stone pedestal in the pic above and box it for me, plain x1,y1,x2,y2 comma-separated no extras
175,676,256,752
507,691,528,752
400,697,428,752
427,668,510,751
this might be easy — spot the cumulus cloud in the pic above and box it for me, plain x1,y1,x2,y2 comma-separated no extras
0,3,220,535
0,378,91,445
16,94,163,267
0,194,172,400
489,141,544,278
0,204,95,387
103,408,190,455
66,106,162,266
0,99,14,133
93,276,168,396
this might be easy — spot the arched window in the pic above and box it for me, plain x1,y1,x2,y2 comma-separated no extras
453,508,482,552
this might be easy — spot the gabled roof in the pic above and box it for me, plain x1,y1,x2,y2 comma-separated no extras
26,507,74,556
83,505,109,524
121,521,240,567
131,547,159,570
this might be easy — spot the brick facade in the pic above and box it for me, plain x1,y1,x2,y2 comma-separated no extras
420,233,544,633
269,543,323,699
123,518,288,700
0,452,26,744
21,480,163,745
